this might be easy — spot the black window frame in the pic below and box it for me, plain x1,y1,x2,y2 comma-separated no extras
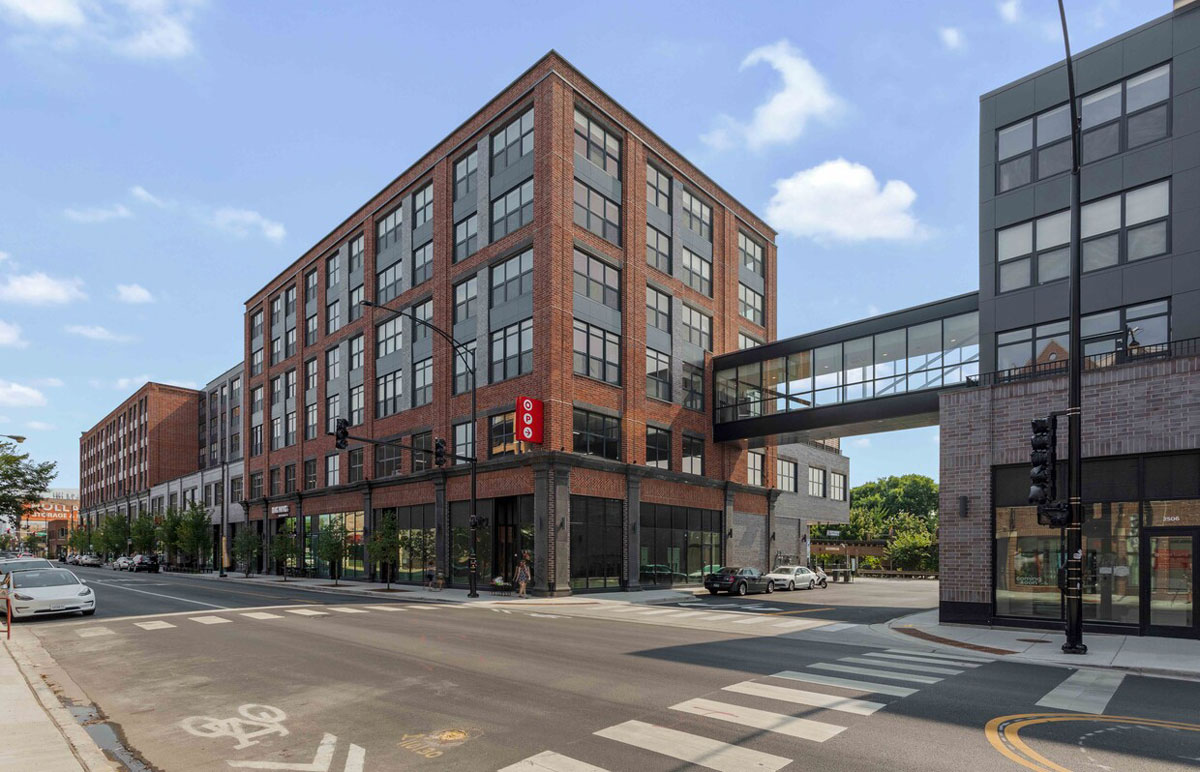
682,434,704,475
573,107,621,178
454,149,478,202
376,206,402,253
738,283,764,325
572,408,620,460
646,163,671,212
413,357,433,407
680,189,712,241
681,305,712,350
490,318,533,382
572,319,620,385
491,106,535,175
572,249,620,310
646,348,671,402
646,426,670,470
412,240,433,286
454,213,478,262
573,179,621,245
645,223,671,274
683,363,705,412
681,247,712,296
412,184,433,228
490,249,533,307
375,369,403,418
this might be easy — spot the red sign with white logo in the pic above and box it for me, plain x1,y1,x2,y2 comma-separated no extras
516,396,544,444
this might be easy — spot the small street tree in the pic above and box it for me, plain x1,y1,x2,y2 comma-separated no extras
68,528,89,555
271,531,298,581
232,528,260,578
366,511,400,590
130,514,157,555
22,531,42,555
0,438,57,535
316,515,349,586
178,503,213,570
100,513,130,559
157,508,183,567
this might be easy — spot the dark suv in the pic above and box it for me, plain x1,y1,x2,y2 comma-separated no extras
130,554,160,573
703,566,774,596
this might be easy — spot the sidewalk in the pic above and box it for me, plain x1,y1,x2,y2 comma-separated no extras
0,634,116,771
876,609,1200,680
162,569,701,606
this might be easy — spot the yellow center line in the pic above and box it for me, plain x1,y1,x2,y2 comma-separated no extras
984,712,1200,771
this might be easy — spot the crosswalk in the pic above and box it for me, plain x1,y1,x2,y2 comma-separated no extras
499,647,992,771
71,603,460,637
504,601,860,638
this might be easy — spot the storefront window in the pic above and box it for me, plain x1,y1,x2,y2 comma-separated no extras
375,505,435,583
1082,501,1139,625
450,501,492,587
570,496,622,590
994,502,1063,620
639,503,722,586
311,511,365,581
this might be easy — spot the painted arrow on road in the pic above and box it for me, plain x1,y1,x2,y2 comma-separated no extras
226,733,364,772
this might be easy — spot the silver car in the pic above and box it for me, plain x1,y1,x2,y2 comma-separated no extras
6,568,96,618
764,565,819,591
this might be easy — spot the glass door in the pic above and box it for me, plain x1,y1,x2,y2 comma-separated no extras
1141,528,1197,638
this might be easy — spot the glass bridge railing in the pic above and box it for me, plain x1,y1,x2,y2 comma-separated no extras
715,312,979,424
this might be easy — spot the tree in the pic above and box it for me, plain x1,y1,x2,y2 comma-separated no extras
67,529,87,555
315,515,349,586
157,508,184,566
232,528,261,578
366,511,400,590
98,513,130,559
0,439,57,535
178,503,213,570
130,514,157,555
886,529,937,571
849,474,939,528
22,530,42,555
271,530,298,581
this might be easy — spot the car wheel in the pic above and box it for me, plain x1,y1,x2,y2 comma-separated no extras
808,579,815,590
787,581,795,591
735,582,748,597
765,581,775,594
81,609,95,616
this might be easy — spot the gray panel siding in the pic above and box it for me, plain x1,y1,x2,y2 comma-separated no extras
573,294,622,334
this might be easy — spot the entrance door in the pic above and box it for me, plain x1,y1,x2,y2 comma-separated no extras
494,499,518,582
1141,528,1198,638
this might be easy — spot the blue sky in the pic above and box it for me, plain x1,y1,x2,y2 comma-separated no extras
0,0,1165,489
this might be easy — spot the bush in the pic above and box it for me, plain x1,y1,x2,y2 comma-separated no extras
886,530,936,571
860,556,882,570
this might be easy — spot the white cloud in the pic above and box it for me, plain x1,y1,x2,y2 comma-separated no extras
130,185,171,208
998,0,1021,23
849,437,872,449
25,420,55,431
211,207,286,243
701,39,840,152
64,203,132,223
65,324,134,342
0,251,9,265
938,27,965,51
115,283,154,303
766,158,928,243
0,0,203,60
0,380,46,408
0,320,27,348
0,272,86,304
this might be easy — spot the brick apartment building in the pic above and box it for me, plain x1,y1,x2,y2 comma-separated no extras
241,51,846,593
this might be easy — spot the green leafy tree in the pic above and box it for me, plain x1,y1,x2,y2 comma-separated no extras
886,529,937,571
850,474,939,528
67,529,89,555
232,528,261,578
157,508,184,566
366,512,400,590
22,531,42,555
99,513,130,559
316,515,349,586
0,439,57,535
178,503,213,570
129,514,157,555
271,530,298,581
0,533,15,551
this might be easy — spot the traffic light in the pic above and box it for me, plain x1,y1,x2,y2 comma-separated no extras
1028,417,1056,505
334,418,349,450
434,437,447,467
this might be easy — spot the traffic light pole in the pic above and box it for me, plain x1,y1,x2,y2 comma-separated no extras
1058,0,1087,655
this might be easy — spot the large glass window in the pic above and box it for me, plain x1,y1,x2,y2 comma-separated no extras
646,224,671,274
412,299,432,342
682,434,704,475
646,348,671,401
681,189,712,241
573,250,620,309
1082,180,1170,271
377,262,402,304
454,149,478,202
412,184,432,228
681,247,712,296
325,347,341,381
492,107,534,174
453,421,474,465
747,451,764,486
777,459,797,492
377,207,402,253
411,241,433,286
489,411,526,458
739,283,764,325
646,286,671,333
808,467,826,497
573,180,621,244
639,502,722,586
491,318,533,382
413,358,433,406
570,496,623,590
646,164,671,212
453,340,476,395
374,505,434,583
572,408,620,460
491,249,533,306
681,305,711,350
454,276,478,324
326,300,342,335
574,109,621,177
411,431,432,471
997,210,1070,292
377,317,402,358
375,444,401,478
573,320,620,384
646,427,670,469
739,232,764,277
491,178,534,240
683,364,705,411
454,214,478,262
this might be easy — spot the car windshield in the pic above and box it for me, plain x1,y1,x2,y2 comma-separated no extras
0,559,54,573
715,567,739,576
12,569,79,588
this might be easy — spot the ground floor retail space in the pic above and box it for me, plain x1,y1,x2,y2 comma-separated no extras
241,456,798,595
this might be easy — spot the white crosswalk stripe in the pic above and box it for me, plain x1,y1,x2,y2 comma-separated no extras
241,611,283,620
773,669,919,697
1036,669,1125,715
326,606,369,614
635,609,678,616
773,618,831,630
812,622,858,633
722,680,885,716
189,615,231,625
284,608,328,617
864,652,981,668
133,620,176,630
838,656,964,676
671,697,846,742
497,750,610,771
594,720,791,772
809,663,943,684
364,605,405,611
731,616,767,625
77,627,115,638
884,648,993,663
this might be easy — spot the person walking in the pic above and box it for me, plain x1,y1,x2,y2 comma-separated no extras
514,559,531,599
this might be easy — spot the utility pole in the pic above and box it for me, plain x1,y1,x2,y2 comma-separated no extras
1057,0,1087,655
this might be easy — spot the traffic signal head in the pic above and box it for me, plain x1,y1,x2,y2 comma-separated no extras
334,418,349,450
434,437,447,467
1028,417,1057,505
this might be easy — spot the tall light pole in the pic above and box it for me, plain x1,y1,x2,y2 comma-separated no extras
1057,0,1087,655
360,300,480,597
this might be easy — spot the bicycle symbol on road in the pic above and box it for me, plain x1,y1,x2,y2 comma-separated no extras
180,704,290,749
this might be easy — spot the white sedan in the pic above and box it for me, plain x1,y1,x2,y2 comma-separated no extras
5,568,96,619
765,565,820,591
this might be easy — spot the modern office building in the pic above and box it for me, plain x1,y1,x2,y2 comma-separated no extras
240,51,846,592
713,1,1200,638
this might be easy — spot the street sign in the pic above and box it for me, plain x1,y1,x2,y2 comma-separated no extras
516,396,543,444
826,530,840,538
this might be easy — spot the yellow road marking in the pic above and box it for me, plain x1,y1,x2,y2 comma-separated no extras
985,712,1200,771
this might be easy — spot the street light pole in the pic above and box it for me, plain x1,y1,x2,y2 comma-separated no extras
361,300,480,597
1057,0,1087,655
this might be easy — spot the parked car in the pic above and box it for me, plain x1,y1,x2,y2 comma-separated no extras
6,568,95,619
77,554,102,567
766,565,820,591
111,556,133,571
0,557,55,576
130,554,159,573
704,566,774,596
65,554,78,565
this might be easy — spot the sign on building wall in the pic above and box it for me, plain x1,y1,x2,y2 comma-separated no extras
516,396,543,444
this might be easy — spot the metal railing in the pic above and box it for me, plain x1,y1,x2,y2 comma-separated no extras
970,336,1200,388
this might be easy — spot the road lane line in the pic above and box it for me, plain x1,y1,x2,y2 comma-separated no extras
1035,670,1125,715
87,580,228,609
884,648,992,663
189,615,231,625
76,627,115,638
363,605,405,611
345,743,365,772
594,720,791,772
667,611,711,619
772,619,832,630
723,681,885,716
731,616,767,625
772,670,918,697
241,612,283,620
839,656,964,675
498,750,610,771
326,606,369,614
133,621,176,630
809,663,942,684
284,608,328,617
812,622,858,633
865,652,981,668
634,609,679,616
671,697,846,742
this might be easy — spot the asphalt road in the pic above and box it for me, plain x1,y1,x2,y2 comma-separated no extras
20,569,1200,771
